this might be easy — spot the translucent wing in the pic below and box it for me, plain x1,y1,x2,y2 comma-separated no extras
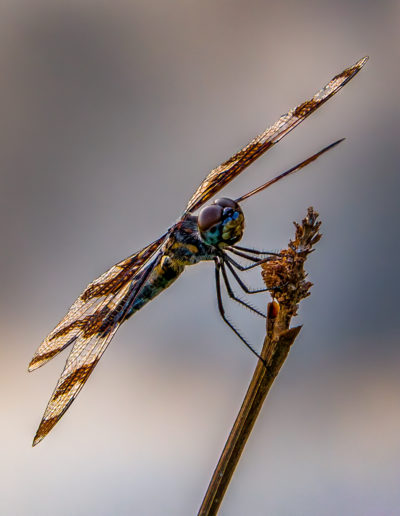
29,235,166,371
29,235,166,445
185,56,368,214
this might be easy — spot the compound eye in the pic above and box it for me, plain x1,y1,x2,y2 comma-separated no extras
198,205,223,232
213,198,239,210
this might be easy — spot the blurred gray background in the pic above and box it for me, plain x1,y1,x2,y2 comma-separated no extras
1,1,399,515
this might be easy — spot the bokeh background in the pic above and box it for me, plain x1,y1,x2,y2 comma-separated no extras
1,1,399,515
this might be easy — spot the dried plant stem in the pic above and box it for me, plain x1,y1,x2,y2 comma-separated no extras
197,325,300,516
198,207,322,516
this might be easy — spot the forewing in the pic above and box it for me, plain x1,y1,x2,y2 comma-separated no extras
29,234,166,371
31,251,163,446
185,56,368,214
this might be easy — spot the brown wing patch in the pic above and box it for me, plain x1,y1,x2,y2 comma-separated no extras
33,416,60,444
184,56,368,214
29,348,66,369
81,243,159,301
293,99,319,118
49,306,111,340
52,361,99,401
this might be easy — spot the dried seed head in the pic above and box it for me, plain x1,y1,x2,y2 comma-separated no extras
262,207,321,316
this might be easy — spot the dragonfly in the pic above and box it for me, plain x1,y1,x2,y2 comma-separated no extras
29,56,368,446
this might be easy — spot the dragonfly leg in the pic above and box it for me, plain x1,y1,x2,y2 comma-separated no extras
219,260,266,318
228,245,281,260
224,252,273,272
223,258,270,294
214,259,266,365
226,248,261,263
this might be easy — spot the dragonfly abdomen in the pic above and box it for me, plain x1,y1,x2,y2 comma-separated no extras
128,254,185,317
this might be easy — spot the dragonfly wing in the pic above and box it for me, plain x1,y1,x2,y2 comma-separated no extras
29,234,166,371
29,236,167,446
31,251,163,446
32,294,128,446
184,56,368,214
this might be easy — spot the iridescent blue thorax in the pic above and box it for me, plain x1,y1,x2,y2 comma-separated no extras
128,199,245,316
163,214,217,266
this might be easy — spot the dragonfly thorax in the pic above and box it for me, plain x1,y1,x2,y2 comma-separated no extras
198,198,244,247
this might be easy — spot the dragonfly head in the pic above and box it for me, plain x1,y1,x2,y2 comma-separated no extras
198,198,244,247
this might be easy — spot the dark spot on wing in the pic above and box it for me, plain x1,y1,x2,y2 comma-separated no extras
53,360,99,400
33,398,75,445
81,268,132,301
33,416,60,445
293,99,319,118
29,348,65,367
49,306,111,340
333,66,354,82
81,239,162,301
